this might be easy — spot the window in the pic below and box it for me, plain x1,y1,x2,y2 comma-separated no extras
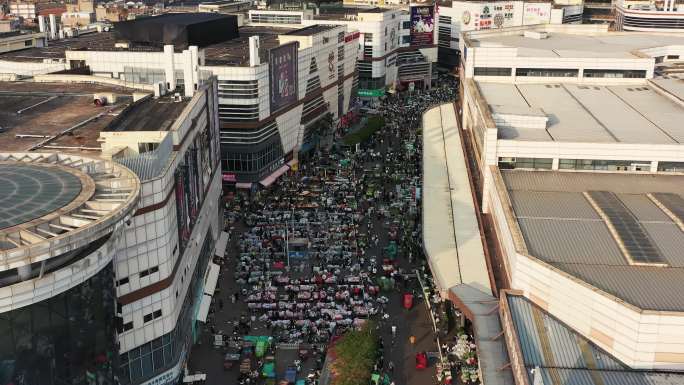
401,35,411,44
123,66,165,85
139,266,159,278
657,161,684,172
123,322,134,332
402,21,411,29
218,103,260,122
474,67,512,76
583,69,646,78
138,142,159,154
385,26,387,36
516,68,578,77
116,277,130,286
667,55,680,60
559,159,646,171
498,157,552,170
217,80,258,98
143,309,163,324
24,39,32,46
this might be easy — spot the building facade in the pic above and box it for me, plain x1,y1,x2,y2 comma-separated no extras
436,0,583,69
0,75,223,385
615,0,684,31
102,81,223,385
55,17,358,185
249,7,438,106
455,24,684,371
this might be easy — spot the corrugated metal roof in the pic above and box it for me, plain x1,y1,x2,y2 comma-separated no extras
517,218,625,266
510,191,600,220
642,222,684,268
508,295,625,371
509,295,684,385
501,171,683,195
555,264,684,311
617,194,673,222
501,170,684,311
530,368,684,385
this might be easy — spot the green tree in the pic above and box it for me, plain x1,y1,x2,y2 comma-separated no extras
331,321,378,385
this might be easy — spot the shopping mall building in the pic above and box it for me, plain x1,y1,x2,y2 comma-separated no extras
421,23,684,385
248,6,438,107
0,76,223,385
0,13,359,187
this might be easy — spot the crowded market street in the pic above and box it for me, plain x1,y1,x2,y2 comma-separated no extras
189,78,461,385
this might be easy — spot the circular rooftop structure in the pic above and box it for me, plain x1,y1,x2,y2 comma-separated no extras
0,153,140,270
0,164,85,230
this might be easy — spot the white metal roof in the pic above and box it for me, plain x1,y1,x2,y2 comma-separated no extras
422,103,492,296
478,82,684,144
474,32,684,59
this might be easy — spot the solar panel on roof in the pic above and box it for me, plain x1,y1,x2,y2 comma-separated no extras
652,192,684,224
587,191,667,265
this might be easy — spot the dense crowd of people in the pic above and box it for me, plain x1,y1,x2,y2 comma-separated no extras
207,76,459,385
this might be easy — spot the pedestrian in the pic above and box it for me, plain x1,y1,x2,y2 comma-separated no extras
409,335,416,345
388,361,394,373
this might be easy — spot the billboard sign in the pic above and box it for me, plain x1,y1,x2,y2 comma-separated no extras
523,3,551,25
410,5,434,46
269,42,299,113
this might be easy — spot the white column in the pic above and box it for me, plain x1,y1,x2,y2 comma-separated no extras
189,45,199,96
552,158,560,170
164,45,176,91
650,161,658,172
249,36,260,67
49,14,57,40
183,48,194,97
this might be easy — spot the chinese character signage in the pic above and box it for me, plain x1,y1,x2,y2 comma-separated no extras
410,5,435,46
269,42,299,113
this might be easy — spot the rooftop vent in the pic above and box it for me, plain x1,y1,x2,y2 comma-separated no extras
523,31,548,40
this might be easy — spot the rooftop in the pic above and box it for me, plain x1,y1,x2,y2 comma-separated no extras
477,82,684,144
203,25,294,66
283,24,338,36
0,82,187,152
0,32,144,63
504,293,684,384
313,7,388,20
500,170,684,311
472,31,684,59
0,153,139,270
104,95,188,132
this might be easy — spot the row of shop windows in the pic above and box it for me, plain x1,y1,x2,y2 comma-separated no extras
499,158,684,172
474,67,647,78
358,75,386,91
221,134,284,174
